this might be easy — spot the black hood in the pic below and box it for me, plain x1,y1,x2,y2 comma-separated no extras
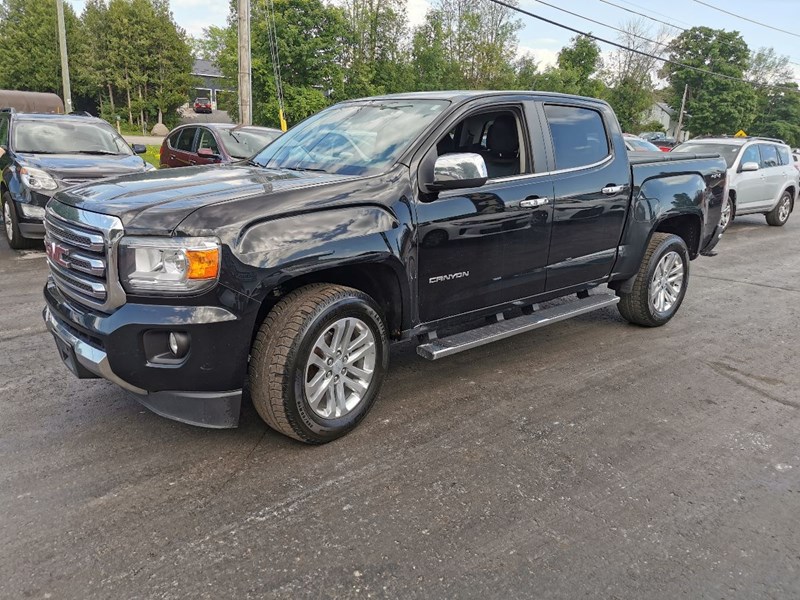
17,152,150,181
53,164,355,233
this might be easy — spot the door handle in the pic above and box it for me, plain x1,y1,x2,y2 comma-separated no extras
520,197,548,208
601,185,625,195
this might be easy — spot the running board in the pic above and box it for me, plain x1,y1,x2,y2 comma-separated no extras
416,293,620,360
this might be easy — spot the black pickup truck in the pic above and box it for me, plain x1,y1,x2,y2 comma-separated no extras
42,91,726,443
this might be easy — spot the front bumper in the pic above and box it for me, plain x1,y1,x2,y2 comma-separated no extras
43,279,252,428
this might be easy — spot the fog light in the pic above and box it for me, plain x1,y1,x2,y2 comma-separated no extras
168,332,189,358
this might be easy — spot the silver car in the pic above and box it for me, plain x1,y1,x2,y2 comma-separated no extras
673,137,798,231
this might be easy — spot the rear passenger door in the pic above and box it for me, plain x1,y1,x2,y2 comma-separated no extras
168,127,198,167
542,103,630,292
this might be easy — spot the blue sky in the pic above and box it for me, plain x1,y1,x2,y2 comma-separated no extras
66,0,800,78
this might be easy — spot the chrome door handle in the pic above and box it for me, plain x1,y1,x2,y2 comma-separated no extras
520,197,548,208
602,185,625,195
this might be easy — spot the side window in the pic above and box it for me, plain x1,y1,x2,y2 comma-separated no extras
434,108,528,179
740,145,760,166
777,145,791,166
174,128,197,152
196,128,220,154
544,104,610,170
758,144,779,168
0,115,9,147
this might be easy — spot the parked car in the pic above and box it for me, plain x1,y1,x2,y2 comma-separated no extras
0,109,153,249
792,151,800,175
159,123,283,168
639,132,675,151
42,91,725,442
672,136,798,231
623,134,661,152
193,97,212,114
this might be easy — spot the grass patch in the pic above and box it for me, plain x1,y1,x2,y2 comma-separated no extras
142,145,161,169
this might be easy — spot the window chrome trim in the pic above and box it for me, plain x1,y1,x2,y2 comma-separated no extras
486,153,614,184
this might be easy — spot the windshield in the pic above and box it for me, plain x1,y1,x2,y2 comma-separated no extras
672,143,741,168
219,128,281,159
251,99,449,175
626,138,660,151
13,120,133,155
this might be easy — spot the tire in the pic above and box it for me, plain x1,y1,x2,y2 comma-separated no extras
719,194,735,232
249,284,389,444
2,192,34,250
765,191,792,226
617,233,690,327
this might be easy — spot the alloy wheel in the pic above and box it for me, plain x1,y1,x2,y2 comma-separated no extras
649,251,685,314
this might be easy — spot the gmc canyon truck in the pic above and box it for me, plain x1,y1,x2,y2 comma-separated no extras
42,91,726,443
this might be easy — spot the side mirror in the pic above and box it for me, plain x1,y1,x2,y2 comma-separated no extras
131,144,147,155
430,153,488,191
197,147,221,161
740,161,760,172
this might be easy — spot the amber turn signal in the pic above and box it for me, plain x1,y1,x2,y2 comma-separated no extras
186,248,220,280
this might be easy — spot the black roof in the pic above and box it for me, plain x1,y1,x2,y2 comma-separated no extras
6,111,105,124
192,59,223,79
346,90,610,106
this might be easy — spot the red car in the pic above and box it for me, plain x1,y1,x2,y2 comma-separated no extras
159,123,283,168
193,97,212,114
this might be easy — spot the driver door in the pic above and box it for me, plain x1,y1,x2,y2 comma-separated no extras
735,144,766,209
416,102,554,323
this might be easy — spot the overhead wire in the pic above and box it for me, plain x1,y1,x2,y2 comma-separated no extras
263,0,287,131
692,0,800,40
487,0,800,94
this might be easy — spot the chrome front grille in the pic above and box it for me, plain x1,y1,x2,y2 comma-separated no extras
44,201,126,313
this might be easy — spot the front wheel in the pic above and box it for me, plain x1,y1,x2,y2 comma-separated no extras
765,191,792,226
2,192,34,250
249,284,389,444
719,195,735,232
617,233,690,327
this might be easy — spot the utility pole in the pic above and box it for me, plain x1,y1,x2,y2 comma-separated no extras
675,84,689,142
237,0,252,126
56,0,73,114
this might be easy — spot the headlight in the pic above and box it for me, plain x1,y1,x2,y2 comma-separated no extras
20,167,57,191
119,237,221,294
17,203,46,219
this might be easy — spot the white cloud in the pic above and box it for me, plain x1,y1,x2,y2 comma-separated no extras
516,46,558,69
407,0,431,27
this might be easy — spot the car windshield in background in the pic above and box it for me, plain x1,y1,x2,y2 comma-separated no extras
219,128,281,159
251,99,449,175
672,143,741,168
627,138,660,151
13,120,133,155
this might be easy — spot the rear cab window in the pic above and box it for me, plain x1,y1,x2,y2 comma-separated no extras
543,104,610,170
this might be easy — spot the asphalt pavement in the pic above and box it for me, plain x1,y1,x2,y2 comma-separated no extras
1,214,799,599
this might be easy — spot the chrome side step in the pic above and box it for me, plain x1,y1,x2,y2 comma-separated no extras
416,293,620,360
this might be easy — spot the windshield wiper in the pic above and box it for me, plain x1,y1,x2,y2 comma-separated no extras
282,166,329,173
74,150,124,155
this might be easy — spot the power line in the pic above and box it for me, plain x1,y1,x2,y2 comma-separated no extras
692,0,800,40
533,0,673,54
488,0,800,94
594,0,686,32
611,0,694,29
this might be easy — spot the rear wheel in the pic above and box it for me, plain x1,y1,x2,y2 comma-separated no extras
765,191,792,226
2,192,34,250
249,284,389,444
617,233,690,327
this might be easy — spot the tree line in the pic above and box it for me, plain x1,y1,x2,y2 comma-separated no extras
0,0,798,146
0,0,195,130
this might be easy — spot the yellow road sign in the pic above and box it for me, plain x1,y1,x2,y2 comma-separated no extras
734,130,747,137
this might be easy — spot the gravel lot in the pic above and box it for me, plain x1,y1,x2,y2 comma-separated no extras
1,214,799,599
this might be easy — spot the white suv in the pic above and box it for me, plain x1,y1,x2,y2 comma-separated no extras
673,137,798,231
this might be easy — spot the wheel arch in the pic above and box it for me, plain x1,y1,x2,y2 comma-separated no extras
652,213,702,259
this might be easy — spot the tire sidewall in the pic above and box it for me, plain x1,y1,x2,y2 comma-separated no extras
643,236,690,325
2,193,21,247
286,295,388,440
777,192,792,224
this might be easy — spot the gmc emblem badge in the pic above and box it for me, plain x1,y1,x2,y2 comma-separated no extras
46,240,71,269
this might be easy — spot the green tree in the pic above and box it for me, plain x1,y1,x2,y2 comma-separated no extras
750,83,800,148
0,0,81,94
661,27,757,135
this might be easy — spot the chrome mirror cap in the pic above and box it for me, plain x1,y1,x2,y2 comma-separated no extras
432,153,488,190
740,161,760,172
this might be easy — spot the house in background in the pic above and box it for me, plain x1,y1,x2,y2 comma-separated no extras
191,59,233,109
645,101,689,141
